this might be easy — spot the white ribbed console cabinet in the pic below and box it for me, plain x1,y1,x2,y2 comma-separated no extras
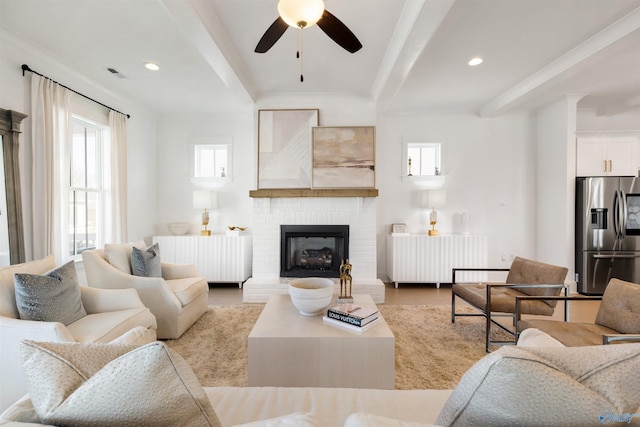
386,234,487,288
153,235,252,287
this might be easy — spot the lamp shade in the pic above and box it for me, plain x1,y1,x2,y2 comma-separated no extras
193,190,218,210
278,0,325,28
422,189,446,209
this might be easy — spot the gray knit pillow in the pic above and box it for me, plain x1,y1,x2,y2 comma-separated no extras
131,243,161,277
14,261,87,326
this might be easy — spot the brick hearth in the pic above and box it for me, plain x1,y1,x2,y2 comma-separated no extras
243,196,385,303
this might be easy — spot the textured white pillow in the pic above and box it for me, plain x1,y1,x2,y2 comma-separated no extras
516,328,564,347
20,340,221,427
104,240,146,274
435,344,640,427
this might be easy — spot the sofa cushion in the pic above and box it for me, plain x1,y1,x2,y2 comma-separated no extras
234,412,321,427
518,318,618,346
65,307,157,343
435,344,640,427
131,243,161,277
14,261,87,326
168,277,209,307
0,255,56,319
452,283,556,316
345,412,440,427
20,340,221,427
104,240,146,275
594,278,640,334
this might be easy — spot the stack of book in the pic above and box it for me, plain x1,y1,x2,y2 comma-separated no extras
323,303,380,332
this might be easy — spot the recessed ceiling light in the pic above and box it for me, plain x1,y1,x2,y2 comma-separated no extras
144,62,160,71
468,57,483,66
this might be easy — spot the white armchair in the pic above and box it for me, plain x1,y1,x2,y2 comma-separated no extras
0,255,157,412
82,248,208,340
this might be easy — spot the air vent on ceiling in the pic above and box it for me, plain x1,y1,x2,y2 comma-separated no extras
106,67,127,79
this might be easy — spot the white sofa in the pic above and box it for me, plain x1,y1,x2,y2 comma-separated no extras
0,256,157,411
1,334,639,427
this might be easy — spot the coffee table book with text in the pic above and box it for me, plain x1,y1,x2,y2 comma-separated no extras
326,304,379,327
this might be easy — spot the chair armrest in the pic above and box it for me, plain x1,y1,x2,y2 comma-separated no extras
79,286,147,314
603,334,640,344
0,315,75,342
488,284,569,309
515,294,600,324
161,262,200,280
452,268,509,284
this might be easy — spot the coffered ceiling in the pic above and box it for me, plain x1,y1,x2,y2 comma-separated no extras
1,0,639,116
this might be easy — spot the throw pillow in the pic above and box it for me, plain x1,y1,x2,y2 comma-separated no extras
131,243,162,277
435,344,640,427
104,239,146,274
0,254,55,319
14,261,87,326
20,340,221,427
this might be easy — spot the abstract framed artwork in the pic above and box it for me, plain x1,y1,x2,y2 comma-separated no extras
258,109,319,189
312,126,376,189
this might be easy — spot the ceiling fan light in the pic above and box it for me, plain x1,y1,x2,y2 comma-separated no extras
278,0,325,28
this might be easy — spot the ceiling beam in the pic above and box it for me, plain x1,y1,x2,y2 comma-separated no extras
159,0,256,105
479,6,640,118
373,0,455,110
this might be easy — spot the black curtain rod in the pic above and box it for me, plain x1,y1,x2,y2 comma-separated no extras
21,64,131,119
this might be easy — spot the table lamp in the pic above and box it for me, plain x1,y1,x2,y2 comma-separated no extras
193,190,218,236
422,189,446,236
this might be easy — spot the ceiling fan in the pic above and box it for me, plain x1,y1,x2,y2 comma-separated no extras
255,0,362,54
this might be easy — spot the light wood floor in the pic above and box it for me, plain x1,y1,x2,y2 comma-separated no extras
208,282,601,323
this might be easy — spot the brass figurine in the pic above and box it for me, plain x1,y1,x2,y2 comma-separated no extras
339,259,354,303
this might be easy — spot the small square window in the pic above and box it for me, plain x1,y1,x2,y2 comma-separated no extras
190,137,232,187
405,142,441,176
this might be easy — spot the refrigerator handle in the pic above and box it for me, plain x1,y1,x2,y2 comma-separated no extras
613,190,621,239
621,190,628,239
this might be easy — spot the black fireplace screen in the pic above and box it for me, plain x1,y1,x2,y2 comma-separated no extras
280,225,349,278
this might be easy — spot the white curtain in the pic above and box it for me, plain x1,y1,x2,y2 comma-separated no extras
30,74,72,262
106,111,128,242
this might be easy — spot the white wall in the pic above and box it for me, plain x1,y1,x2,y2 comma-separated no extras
577,107,640,132
153,96,377,234
7,25,635,277
376,111,537,276
534,96,582,287
0,30,159,260
155,112,254,236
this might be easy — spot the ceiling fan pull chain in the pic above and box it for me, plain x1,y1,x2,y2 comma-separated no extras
300,29,304,82
296,27,304,82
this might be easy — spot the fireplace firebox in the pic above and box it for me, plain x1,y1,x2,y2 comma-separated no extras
280,225,349,278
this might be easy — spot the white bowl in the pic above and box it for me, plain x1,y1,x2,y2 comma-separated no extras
288,278,334,316
168,222,190,235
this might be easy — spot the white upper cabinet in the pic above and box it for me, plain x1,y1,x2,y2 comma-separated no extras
576,137,639,177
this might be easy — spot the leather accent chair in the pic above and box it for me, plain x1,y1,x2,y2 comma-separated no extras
517,278,640,346
452,256,568,352
82,248,208,339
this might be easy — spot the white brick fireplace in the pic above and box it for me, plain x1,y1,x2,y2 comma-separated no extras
243,195,385,303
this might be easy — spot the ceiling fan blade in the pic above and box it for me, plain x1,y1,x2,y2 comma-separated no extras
316,10,362,53
255,17,289,53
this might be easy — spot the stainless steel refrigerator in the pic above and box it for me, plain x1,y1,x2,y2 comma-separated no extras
576,176,640,295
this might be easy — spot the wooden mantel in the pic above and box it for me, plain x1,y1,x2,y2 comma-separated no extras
249,189,379,198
